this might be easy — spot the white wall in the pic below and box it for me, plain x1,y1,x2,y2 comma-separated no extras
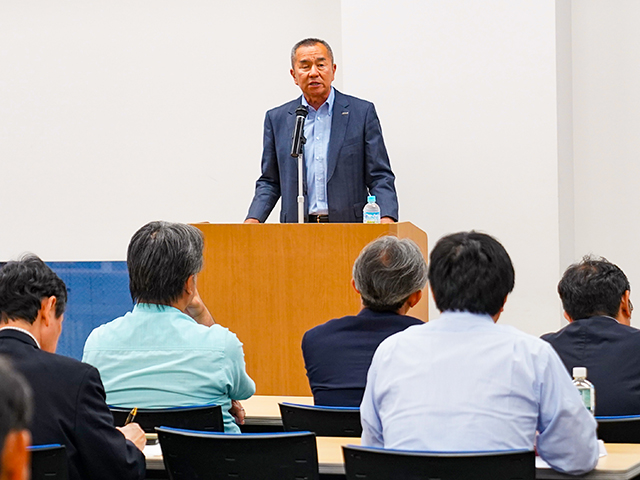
3,1,639,335
571,0,640,328
342,0,563,335
0,0,341,260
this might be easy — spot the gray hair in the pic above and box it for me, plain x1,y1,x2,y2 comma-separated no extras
353,236,428,312
127,221,204,305
290,38,334,68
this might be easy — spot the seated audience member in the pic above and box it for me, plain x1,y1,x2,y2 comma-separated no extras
542,256,637,416
0,256,145,480
83,221,255,433
360,231,599,476
302,236,425,406
0,357,32,480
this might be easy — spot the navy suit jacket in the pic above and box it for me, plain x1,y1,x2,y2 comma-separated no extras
247,89,399,223
0,329,145,480
541,316,640,416
301,308,422,406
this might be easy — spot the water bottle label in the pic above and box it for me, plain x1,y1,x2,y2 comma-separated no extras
580,389,592,412
363,212,380,224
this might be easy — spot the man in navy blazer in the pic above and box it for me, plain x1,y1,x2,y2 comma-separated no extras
0,255,146,480
542,255,639,416
302,236,426,406
245,38,398,224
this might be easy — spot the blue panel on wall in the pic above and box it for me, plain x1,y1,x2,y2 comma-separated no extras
48,261,132,361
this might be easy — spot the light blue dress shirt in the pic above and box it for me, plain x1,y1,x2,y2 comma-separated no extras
360,311,599,476
82,303,255,433
301,87,334,215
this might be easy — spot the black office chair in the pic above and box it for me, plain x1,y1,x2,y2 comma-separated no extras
110,404,224,433
279,402,362,437
596,415,640,443
29,444,68,480
343,445,535,480
157,427,319,480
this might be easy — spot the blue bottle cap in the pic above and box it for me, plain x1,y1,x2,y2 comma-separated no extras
367,195,376,203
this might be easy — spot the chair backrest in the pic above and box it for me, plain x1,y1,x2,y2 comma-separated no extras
157,427,319,480
29,444,68,480
596,415,640,443
110,404,224,433
343,445,535,480
279,402,362,437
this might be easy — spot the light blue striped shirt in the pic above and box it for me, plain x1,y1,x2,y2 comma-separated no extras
82,303,255,433
361,311,599,475
301,87,335,215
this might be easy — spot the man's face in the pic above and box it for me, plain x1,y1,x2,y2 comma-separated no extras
290,43,336,108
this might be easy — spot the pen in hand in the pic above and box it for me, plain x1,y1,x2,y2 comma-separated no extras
125,407,138,425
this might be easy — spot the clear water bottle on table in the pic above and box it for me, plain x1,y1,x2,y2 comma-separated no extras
572,367,595,415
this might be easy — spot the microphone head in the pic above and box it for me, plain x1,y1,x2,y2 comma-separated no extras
295,105,309,118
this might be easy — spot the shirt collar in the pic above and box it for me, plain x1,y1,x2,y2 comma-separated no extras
0,326,41,349
135,303,180,313
301,86,335,116
578,315,621,324
439,310,496,323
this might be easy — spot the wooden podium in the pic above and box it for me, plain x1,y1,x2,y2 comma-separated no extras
192,222,428,395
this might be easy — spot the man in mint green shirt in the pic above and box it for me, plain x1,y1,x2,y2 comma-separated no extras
83,221,255,433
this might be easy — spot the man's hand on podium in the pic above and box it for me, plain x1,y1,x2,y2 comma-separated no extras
244,218,260,224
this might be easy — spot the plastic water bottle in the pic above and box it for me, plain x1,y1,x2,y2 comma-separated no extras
363,195,381,224
572,367,595,415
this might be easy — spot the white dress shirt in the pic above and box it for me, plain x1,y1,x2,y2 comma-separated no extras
360,311,599,476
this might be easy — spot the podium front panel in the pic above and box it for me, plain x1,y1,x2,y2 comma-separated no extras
193,222,428,395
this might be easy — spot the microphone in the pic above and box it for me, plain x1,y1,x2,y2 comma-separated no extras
290,105,309,158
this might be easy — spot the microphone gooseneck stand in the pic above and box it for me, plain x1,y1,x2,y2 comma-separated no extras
291,105,309,224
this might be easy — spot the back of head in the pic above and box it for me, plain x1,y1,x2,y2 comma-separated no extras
558,255,630,321
0,255,67,324
0,356,32,471
428,231,514,316
127,221,204,305
353,236,427,313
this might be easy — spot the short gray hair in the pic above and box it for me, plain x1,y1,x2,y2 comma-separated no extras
353,236,428,312
290,38,334,68
127,221,204,305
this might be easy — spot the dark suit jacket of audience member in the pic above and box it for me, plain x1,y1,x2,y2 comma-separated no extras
302,308,422,406
0,329,145,480
542,316,640,416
